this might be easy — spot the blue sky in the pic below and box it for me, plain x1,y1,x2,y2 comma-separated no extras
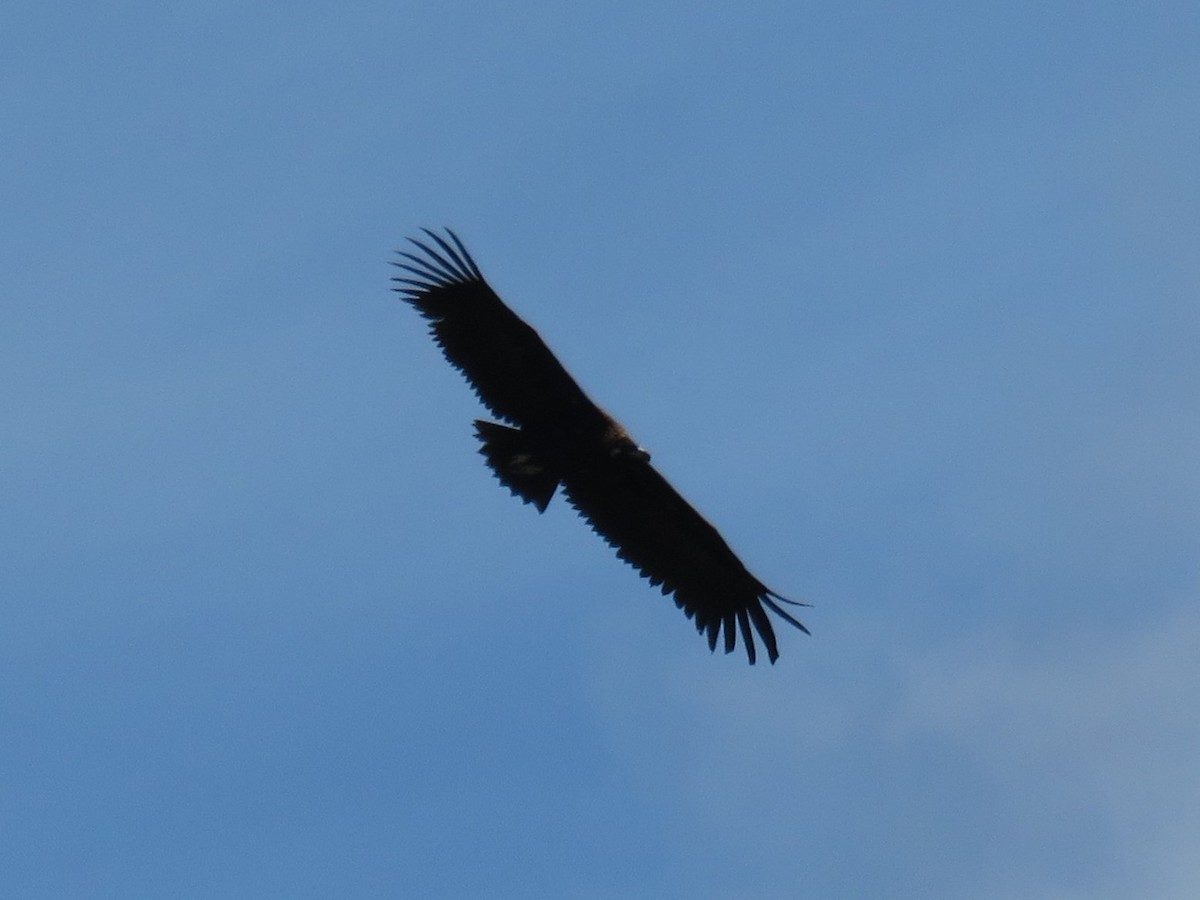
3,2,1198,897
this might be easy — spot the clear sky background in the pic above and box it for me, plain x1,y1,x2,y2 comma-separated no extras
3,3,1198,898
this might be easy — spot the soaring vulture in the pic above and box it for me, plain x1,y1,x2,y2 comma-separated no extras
392,229,808,663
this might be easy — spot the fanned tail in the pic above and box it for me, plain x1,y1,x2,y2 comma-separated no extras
473,420,560,513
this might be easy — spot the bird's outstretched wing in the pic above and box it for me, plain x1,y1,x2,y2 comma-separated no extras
560,455,809,664
391,229,593,428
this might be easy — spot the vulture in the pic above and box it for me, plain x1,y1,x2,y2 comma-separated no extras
391,229,808,663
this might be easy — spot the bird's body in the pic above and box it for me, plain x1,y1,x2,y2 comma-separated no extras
392,229,808,663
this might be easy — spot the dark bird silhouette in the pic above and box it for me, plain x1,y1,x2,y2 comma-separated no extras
391,229,809,663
